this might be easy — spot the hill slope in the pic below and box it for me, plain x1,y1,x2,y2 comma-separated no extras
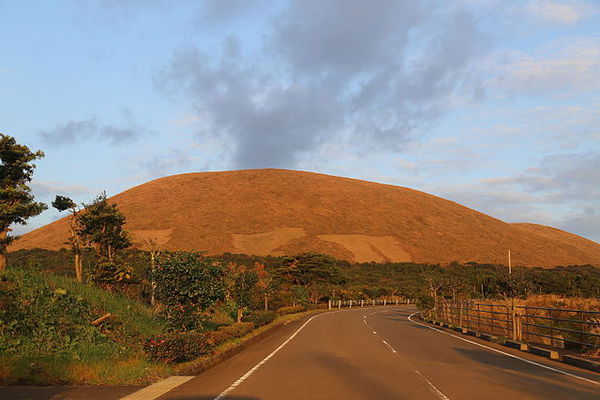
10,169,600,267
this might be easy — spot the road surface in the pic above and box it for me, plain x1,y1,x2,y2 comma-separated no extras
2,306,599,399
155,306,599,399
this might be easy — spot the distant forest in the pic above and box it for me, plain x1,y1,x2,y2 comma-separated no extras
9,248,600,304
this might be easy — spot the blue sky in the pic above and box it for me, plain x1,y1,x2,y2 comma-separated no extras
2,0,599,242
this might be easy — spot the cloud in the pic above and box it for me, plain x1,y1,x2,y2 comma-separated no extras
157,0,486,169
560,209,600,241
39,112,142,146
31,181,92,198
525,0,595,25
138,148,193,175
489,37,600,95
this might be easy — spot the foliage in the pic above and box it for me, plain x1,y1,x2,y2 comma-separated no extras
154,252,226,330
233,268,258,322
277,252,344,286
277,305,306,315
0,134,46,262
90,260,134,285
144,332,210,363
242,310,277,327
0,267,169,384
205,322,255,346
78,193,131,262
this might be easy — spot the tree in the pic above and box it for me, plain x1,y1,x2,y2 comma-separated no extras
155,252,226,331
0,134,47,270
233,269,258,322
78,193,131,261
255,262,278,311
277,252,344,287
52,195,85,281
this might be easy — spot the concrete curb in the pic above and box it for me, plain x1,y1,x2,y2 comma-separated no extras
530,346,559,360
563,355,600,373
505,340,529,351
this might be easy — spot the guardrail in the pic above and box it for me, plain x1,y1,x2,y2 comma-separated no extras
432,300,600,351
327,298,412,309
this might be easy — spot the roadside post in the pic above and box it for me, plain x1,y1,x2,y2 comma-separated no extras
328,299,331,310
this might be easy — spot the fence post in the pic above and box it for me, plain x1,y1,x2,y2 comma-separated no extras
384,299,387,306
349,300,353,308
477,303,481,332
372,299,375,306
396,299,399,306
328,299,331,310
338,300,341,309
361,299,364,307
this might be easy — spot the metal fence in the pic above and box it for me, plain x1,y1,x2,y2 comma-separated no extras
433,300,600,351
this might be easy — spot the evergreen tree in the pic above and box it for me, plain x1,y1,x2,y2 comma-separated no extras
0,134,47,270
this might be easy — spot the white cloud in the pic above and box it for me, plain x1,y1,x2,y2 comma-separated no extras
525,0,595,25
489,37,600,95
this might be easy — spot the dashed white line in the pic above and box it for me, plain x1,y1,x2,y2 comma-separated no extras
381,339,397,353
408,312,600,387
415,370,450,400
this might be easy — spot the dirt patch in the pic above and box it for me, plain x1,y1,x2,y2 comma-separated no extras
317,234,412,263
232,228,307,256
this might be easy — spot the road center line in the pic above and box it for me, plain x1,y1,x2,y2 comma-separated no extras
213,309,350,400
415,370,450,400
408,312,600,387
381,339,397,353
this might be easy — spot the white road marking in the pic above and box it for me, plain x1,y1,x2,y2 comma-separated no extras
381,339,397,353
415,370,450,400
372,330,377,334
213,309,350,400
120,376,195,400
408,312,600,387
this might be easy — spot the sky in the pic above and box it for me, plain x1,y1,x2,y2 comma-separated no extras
1,0,599,242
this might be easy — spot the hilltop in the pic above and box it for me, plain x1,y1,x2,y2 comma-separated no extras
10,169,600,267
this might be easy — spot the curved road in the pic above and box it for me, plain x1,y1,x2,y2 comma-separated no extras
153,306,600,400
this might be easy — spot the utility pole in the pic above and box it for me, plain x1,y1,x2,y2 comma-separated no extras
508,249,512,275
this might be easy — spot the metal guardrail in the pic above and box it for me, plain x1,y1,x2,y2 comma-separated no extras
327,298,412,309
433,300,600,351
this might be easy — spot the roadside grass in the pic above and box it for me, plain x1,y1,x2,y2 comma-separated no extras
0,267,172,385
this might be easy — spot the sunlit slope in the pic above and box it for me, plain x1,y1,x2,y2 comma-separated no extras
11,169,600,267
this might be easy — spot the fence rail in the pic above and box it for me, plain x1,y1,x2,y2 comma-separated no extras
432,300,600,351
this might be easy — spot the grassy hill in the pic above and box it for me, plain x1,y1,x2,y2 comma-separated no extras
10,169,600,267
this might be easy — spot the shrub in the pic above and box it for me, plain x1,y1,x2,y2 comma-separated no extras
154,252,226,331
243,311,277,327
276,305,306,315
144,332,210,363
205,322,254,346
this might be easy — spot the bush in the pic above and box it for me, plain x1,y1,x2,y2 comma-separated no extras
243,311,277,327
144,332,210,363
205,322,255,346
276,305,306,315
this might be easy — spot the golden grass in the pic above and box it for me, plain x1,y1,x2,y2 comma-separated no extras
10,169,600,267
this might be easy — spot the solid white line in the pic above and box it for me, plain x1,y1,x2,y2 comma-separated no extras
381,339,397,353
372,330,377,334
213,310,348,400
415,370,450,400
120,376,195,400
408,312,600,387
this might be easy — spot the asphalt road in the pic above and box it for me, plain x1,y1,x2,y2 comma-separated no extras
3,306,599,399
155,306,600,400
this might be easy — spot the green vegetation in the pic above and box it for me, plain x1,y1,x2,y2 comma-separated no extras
0,134,47,270
3,247,599,385
0,267,170,385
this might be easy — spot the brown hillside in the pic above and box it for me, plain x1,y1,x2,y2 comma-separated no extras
10,169,600,267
